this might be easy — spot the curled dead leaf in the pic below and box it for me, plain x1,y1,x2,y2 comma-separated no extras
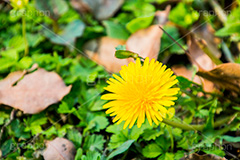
0,68,72,114
188,35,216,71
43,137,76,160
197,63,240,94
193,24,222,59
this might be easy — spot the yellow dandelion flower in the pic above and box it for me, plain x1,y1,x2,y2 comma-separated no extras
101,57,179,129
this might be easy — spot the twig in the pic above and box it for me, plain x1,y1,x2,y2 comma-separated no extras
158,26,205,71
0,109,16,143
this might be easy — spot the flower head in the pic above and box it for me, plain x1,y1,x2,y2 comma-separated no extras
101,57,179,129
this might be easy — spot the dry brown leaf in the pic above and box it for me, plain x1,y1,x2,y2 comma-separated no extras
43,137,76,160
197,63,240,94
171,65,202,84
0,68,72,114
193,24,221,59
84,37,128,73
171,65,215,93
188,35,216,71
180,153,227,160
70,0,124,20
126,6,171,60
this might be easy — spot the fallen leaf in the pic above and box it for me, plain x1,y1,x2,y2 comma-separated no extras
0,68,72,114
193,24,221,59
43,137,76,160
84,6,171,73
180,153,227,160
171,65,214,93
188,35,216,71
126,6,171,60
197,63,240,94
171,65,202,84
70,0,124,20
84,37,128,73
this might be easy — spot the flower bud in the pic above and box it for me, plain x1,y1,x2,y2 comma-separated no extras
11,0,29,9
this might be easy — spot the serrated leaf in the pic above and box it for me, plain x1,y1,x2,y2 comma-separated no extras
142,143,163,158
158,152,174,160
81,151,101,160
83,135,106,152
142,129,163,141
75,148,83,160
67,129,82,148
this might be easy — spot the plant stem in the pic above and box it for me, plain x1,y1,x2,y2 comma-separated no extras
52,19,59,33
22,15,29,57
162,114,236,131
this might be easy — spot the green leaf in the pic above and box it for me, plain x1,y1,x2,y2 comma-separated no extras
177,76,192,90
142,129,164,141
0,49,18,60
0,58,16,71
67,129,82,148
8,36,25,52
1,139,15,156
58,101,76,113
26,33,45,47
83,134,106,152
202,148,225,157
44,20,85,48
156,136,171,152
107,140,135,159
24,113,48,135
123,0,155,17
126,12,155,33
106,123,146,149
10,119,31,139
204,99,217,130
75,148,83,160
0,111,9,125
221,135,240,143
174,150,185,160
158,152,174,160
177,137,189,150
215,23,240,37
81,151,101,160
169,3,199,28
17,57,33,69
103,21,129,40
142,143,163,158
87,116,109,132
35,0,69,19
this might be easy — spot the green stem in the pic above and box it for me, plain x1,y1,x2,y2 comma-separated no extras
166,126,174,151
52,19,59,33
22,15,29,57
162,114,235,131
